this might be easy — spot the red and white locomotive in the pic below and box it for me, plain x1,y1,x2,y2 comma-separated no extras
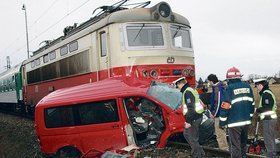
1,0,196,113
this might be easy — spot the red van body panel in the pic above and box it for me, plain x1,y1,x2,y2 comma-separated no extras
35,77,185,155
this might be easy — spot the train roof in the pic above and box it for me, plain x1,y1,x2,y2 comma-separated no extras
0,63,22,80
29,1,190,58
36,77,151,108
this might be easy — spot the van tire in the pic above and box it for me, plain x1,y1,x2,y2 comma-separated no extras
55,147,81,158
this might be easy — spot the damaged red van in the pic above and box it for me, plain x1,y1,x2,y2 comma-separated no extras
35,77,189,157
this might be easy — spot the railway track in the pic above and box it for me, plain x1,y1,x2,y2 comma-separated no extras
168,141,266,158
0,109,34,120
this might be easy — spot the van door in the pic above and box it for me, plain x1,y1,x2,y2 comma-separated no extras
77,99,127,153
98,29,110,80
123,96,166,148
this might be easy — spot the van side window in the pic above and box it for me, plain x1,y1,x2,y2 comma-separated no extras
44,106,75,128
78,100,119,125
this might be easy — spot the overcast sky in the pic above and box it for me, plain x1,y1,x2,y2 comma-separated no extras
1,0,279,80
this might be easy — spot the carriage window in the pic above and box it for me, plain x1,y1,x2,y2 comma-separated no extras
69,41,78,52
100,32,107,57
126,24,164,47
31,61,35,68
35,58,40,66
43,54,49,63
49,51,56,60
27,50,90,84
170,25,192,49
60,45,68,56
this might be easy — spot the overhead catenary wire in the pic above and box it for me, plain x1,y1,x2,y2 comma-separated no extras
0,0,59,59
29,0,92,44
0,0,95,72
30,0,60,28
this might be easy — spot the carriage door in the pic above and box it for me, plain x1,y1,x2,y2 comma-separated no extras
98,29,110,80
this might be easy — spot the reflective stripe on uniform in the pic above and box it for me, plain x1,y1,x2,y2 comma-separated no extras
220,117,227,121
258,90,277,120
259,111,277,120
183,104,188,116
227,120,251,128
195,102,204,114
227,72,241,76
231,96,253,105
182,87,204,115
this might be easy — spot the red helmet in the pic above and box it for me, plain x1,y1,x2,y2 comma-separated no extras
226,67,242,79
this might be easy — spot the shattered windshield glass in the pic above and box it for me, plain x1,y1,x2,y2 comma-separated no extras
147,81,182,110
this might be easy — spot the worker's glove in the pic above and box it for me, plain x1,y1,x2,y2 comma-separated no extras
184,122,191,129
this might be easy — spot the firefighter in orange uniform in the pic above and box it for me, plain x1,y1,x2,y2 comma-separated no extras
219,67,255,158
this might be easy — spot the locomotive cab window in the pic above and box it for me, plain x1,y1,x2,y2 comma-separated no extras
170,25,192,49
125,24,164,48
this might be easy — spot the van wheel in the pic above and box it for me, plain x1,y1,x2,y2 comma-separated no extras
56,147,81,158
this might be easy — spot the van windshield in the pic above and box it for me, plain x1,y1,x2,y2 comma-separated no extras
147,81,182,110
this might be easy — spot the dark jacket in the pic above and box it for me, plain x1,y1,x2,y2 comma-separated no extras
210,81,224,117
181,83,203,124
219,79,255,128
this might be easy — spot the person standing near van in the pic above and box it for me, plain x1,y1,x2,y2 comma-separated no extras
173,77,205,158
254,78,277,158
207,74,229,150
219,67,255,158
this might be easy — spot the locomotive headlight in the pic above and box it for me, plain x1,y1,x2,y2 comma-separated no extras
182,69,188,76
189,69,195,76
159,3,171,18
150,70,158,78
142,70,149,78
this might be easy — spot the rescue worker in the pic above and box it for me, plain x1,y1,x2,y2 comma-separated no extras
254,78,277,158
219,67,255,158
207,74,229,150
173,77,205,158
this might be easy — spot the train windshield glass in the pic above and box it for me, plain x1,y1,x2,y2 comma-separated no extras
147,81,182,110
170,25,192,49
126,24,164,47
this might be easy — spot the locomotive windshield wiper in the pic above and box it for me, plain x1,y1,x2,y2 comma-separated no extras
172,26,181,39
133,23,145,42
